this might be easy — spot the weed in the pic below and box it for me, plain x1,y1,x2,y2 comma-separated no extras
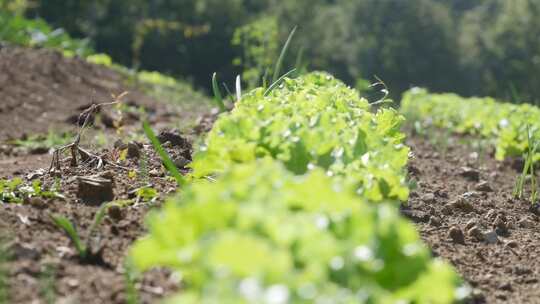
142,121,185,187
0,178,64,204
272,26,297,83
10,130,73,152
49,203,109,262
513,125,539,204
211,72,226,112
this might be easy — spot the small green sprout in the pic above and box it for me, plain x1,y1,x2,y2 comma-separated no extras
142,120,185,187
513,124,539,204
49,203,109,261
0,178,64,204
211,72,226,112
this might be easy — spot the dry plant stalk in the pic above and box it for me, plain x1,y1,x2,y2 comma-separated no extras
48,92,129,175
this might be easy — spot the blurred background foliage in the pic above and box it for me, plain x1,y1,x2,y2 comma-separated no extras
2,0,540,103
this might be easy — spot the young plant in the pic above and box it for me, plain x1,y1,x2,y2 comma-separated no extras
142,121,185,187
211,72,226,112
513,124,539,204
272,26,297,83
49,203,109,262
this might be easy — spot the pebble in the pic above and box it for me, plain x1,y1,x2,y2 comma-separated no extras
467,226,484,241
484,230,499,244
460,166,480,181
475,181,493,192
449,226,465,244
504,240,519,248
127,141,141,158
149,169,162,177
447,198,474,213
421,193,436,204
107,204,123,221
428,216,441,227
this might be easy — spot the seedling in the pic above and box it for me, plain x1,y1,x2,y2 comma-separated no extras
272,26,297,83
142,121,185,187
49,202,109,262
513,124,539,204
123,259,140,304
211,72,226,112
0,178,64,204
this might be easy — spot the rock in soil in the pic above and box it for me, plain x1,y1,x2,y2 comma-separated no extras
447,197,475,213
449,226,465,244
467,226,484,241
127,141,141,159
475,180,493,192
459,166,480,181
484,230,499,244
77,176,114,205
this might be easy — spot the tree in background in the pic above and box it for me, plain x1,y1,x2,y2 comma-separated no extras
10,0,540,103
460,0,540,103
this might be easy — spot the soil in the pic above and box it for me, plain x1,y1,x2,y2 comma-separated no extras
0,46,212,303
404,132,540,304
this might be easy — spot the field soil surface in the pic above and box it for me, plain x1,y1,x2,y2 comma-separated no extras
0,46,212,303
405,132,540,304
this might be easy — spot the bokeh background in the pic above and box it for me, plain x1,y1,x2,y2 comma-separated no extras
3,0,540,103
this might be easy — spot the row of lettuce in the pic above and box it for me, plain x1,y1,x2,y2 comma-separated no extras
130,73,462,303
401,88,540,161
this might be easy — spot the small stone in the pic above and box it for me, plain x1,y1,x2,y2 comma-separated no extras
77,176,114,205
499,282,512,291
504,240,519,248
114,139,127,149
107,205,123,221
149,169,162,177
127,141,141,159
484,230,499,244
421,193,436,204
449,226,465,244
459,166,480,181
447,198,474,213
493,215,508,235
467,226,484,241
428,216,441,227
475,181,493,192
173,156,190,169
23,197,47,209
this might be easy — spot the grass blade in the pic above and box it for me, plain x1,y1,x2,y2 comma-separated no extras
272,26,297,83
49,214,86,258
211,72,226,112
264,68,296,96
142,121,186,187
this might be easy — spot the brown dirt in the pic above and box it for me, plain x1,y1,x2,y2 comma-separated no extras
0,46,212,303
1,130,199,303
405,132,540,304
0,46,157,141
